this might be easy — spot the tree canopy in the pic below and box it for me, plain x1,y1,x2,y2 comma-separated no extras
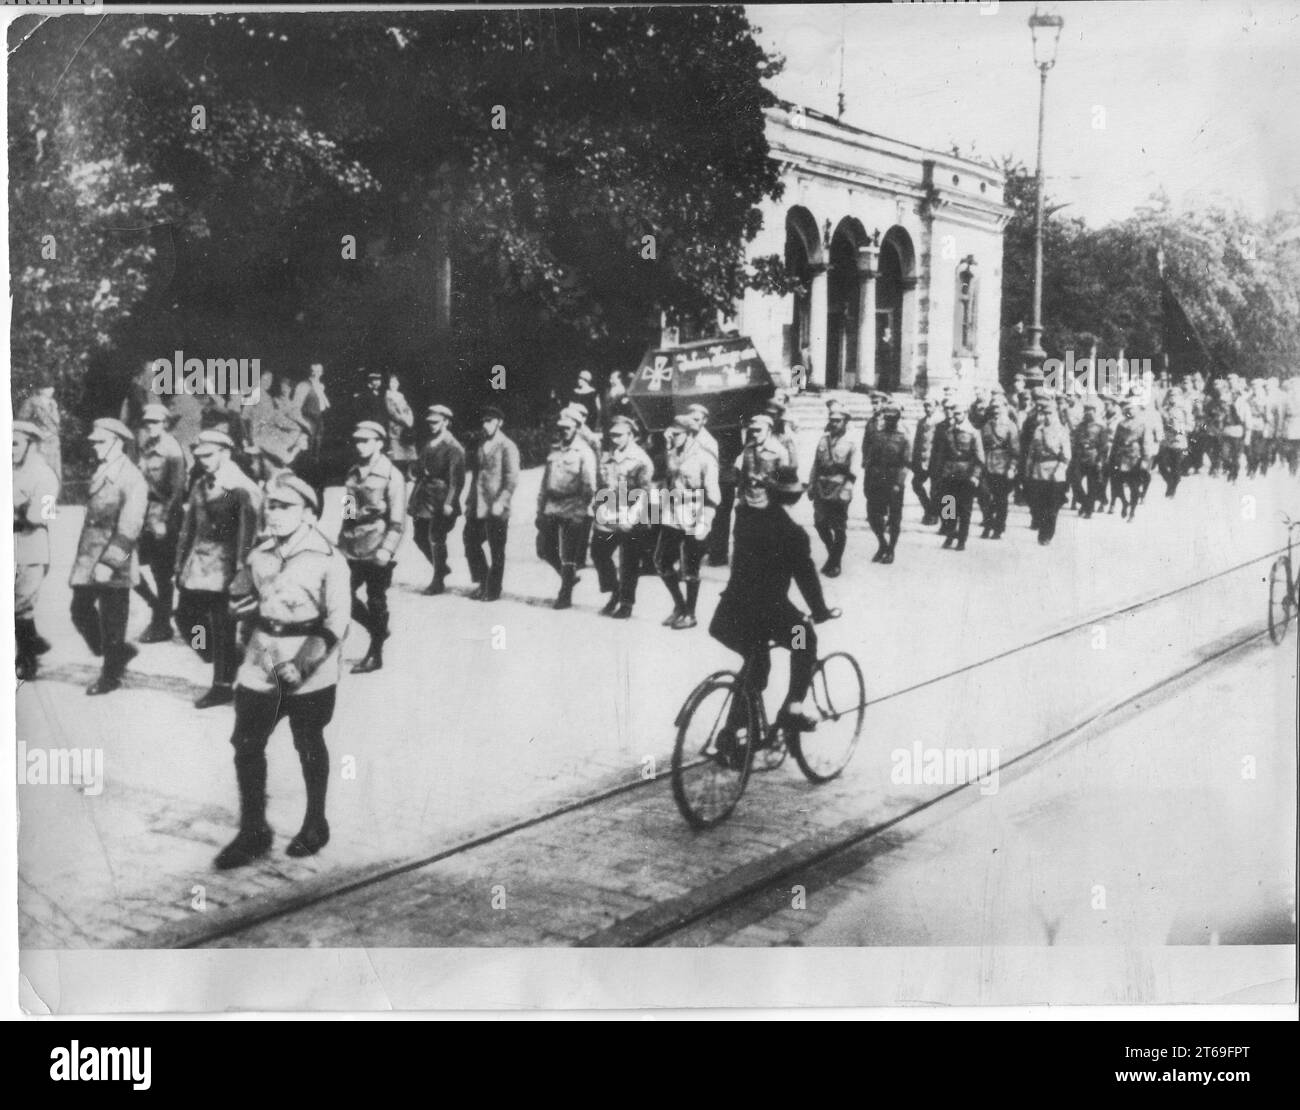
8,7,784,421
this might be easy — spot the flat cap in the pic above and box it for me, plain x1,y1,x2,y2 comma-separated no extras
351,420,387,440
556,411,579,429
426,404,453,420
608,415,636,432
13,420,45,441
747,412,774,430
687,403,711,418
480,405,505,422
671,414,695,430
141,403,171,423
192,429,236,455
825,403,849,419
264,473,319,513
87,418,134,444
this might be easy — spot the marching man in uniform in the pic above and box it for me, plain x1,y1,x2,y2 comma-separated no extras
592,415,654,619
653,413,720,628
408,404,465,596
537,409,598,610
175,430,263,707
13,421,60,681
808,401,860,577
217,474,351,869
135,404,189,643
863,403,912,564
339,420,407,672
69,418,148,695
464,406,520,602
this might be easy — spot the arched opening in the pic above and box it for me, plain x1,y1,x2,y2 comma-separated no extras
783,207,821,375
875,226,915,392
827,218,868,390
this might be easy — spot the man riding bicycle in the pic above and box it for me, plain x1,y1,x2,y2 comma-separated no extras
709,446,840,746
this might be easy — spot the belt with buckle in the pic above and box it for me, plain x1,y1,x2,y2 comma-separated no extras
255,617,323,637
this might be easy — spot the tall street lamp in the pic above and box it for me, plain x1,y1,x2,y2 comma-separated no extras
1021,8,1065,387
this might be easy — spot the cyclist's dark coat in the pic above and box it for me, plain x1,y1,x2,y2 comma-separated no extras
709,504,827,652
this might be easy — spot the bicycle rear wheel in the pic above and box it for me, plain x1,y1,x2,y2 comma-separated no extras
792,651,865,783
1268,557,1293,645
671,674,756,828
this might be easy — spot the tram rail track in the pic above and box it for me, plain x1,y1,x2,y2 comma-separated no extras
152,542,1293,950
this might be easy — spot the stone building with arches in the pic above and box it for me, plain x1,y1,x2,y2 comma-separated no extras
730,102,1011,397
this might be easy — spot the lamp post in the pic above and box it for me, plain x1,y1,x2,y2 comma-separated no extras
1021,8,1064,387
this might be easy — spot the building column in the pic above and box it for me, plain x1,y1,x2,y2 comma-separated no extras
899,275,919,392
808,262,829,389
855,249,877,391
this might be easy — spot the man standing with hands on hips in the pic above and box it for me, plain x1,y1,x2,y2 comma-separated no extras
339,420,407,673
218,473,351,869
69,418,148,696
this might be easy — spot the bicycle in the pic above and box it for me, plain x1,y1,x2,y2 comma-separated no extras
1267,516,1300,645
670,629,866,829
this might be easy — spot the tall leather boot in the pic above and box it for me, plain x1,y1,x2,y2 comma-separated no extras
215,752,273,869
351,613,386,673
660,573,685,625
287,749,330,858
554,564,577,610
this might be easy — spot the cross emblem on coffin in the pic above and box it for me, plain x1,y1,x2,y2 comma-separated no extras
642,360,674,391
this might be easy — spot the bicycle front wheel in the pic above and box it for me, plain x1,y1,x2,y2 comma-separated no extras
1268,557,1293,645
671,674,756,829
792,651,865,783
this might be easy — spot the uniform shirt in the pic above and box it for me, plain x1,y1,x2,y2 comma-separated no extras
14,451,59,566
468,432,521,521
981,414,1021,478
409,431,466,520
1071,417,1110,466
595,441,654,533
661,437,720,536
863,429,912,490
1159,406,1190,451
70,453,148,588
338,451,407,563
538,438,598,522
931,420,986,483
175,459,263,592
233,524,351,696
694,427,720,461
139,433,189,535
1024,418,1072,482
809,429,861,503
1109,416,1149,470
734,437,790,511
